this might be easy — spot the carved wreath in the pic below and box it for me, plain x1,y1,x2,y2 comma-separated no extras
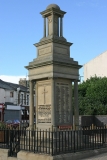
48,16,52,23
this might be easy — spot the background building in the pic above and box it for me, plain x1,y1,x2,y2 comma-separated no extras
0,79,29,106
84,50,107,81
0,79,30,121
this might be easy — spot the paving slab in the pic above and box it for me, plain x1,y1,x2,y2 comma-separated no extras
83,152,107,160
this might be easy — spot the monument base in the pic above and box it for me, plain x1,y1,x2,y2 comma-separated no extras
17,148,107,160
19,129,85,155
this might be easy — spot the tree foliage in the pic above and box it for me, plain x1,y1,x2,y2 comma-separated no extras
73,76,107,115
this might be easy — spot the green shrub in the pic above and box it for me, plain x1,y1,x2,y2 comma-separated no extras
0,121,6,129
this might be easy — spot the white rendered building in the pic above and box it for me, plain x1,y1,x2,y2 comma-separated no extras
0,79,30,121
84,50,107,81
0,79,29,106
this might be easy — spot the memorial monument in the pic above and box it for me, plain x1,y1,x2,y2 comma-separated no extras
25,4,82,130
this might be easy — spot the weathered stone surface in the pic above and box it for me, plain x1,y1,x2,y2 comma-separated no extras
0,148,107,160
54,79,72,126
46,4,60,10
26,4,82,131
0,149,9,160
37,80,51,124
17,148,107,160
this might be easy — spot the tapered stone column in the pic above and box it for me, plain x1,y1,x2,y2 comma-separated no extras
52,13,54,35
74,80,79,130
51,78,55,129
47,18,49,36
29,80,34,130
57,18,59,36
43,17,46,37
71,81,73,127
60,17,63,37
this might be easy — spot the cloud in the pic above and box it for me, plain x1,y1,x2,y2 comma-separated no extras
0,75,27,84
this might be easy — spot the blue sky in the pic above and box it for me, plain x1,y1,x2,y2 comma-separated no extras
0,0,107,83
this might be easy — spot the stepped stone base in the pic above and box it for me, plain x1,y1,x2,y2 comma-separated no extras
0,147,107,160
17,148,107,160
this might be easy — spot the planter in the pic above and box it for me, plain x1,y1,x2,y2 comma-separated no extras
0,131,5,142
0,129,9,143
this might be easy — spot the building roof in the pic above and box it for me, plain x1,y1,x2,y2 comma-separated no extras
0,79,28,92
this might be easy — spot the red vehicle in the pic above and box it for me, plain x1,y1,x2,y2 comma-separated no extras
5,120,20,129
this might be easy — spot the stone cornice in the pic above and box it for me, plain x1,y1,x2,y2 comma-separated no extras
25,60,82,70
34,38,73,47
40,8,66,17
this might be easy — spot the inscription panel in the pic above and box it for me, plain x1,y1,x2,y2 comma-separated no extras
54,47,68,55
38,105,51,123
56,82,70,124
38,46,52,56
37,81,51,123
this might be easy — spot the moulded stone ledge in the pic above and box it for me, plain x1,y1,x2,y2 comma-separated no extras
17,148,107,160
0,149,8,160
17,151,53,160
1,148,107,160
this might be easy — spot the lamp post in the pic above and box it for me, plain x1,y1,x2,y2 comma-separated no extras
17,87,25,123
17,87,20,105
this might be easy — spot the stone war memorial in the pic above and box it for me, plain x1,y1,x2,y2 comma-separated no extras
26,3,82,131
1,4,107,160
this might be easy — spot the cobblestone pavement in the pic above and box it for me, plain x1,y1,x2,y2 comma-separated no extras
83,152,107,160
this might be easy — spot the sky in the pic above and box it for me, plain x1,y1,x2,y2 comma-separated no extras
0,0,107,84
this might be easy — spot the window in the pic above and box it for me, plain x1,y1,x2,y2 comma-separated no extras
10,92,14,97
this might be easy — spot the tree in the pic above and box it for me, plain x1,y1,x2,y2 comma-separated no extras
73,76,107,115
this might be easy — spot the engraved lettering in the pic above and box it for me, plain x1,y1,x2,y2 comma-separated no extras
38,105,51,123
39,46,52,56
56,82,70,124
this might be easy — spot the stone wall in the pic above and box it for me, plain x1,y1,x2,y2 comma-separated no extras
17,148,107,160
0,144,107,160
0,149,17,160
80,115,107,127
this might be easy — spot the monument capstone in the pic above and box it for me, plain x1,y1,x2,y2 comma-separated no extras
25,4,82,130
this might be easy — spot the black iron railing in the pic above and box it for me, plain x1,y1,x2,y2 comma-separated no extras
0,127,107,157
